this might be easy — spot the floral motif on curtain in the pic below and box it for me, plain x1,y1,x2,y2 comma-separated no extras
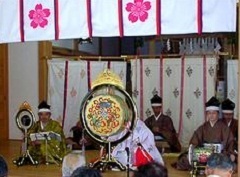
165,66,172,77
194,87,202,99
186,66,193,77
173,88,179,98
145,67,151,77
185,109,193,119
208,66,215,77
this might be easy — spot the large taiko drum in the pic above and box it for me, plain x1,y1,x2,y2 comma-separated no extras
85,94,131,137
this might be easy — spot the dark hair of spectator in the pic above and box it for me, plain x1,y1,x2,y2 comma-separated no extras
133,162,168,177
70,166,102,177
207,153,233,170
0,156,8,177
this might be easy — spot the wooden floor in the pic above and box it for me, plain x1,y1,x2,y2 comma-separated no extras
0,140,237,177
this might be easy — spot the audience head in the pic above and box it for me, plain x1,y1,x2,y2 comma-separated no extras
205,97,220,123
205,153,233,177
150,95,162,116
222,98,235,121
70,167,102,177
0,156,8,177
133,162,168,177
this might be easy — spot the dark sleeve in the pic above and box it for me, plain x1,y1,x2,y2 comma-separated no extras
222,124,234,154
164,116,176,133
144,117,152,130
189,126,203,147
160,116,176,133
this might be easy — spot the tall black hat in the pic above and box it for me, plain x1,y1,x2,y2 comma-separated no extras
222,98,235,113
205,96,220,111
38,101,51,113
150,95,162,107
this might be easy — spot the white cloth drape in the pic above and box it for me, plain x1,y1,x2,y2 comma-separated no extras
58,0,89,39
227,60,239,118
131,57,217,146
0,0,236,43
48,60,127,136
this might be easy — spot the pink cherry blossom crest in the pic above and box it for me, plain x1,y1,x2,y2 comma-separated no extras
29,4,51,29
126,0,151,23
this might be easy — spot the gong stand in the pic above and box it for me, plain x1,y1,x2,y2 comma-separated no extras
80,70,138,172
89,142,126,172
13,128,38,166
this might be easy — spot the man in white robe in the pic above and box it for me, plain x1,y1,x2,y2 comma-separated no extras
111,119,164,167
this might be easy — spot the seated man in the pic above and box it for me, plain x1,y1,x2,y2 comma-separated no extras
66,120,98,150
28,101,67,163
111,119,164,168
221,99,238,152
190,97,234,154
144,94,181,152
173,96,235,170
205,153,234,177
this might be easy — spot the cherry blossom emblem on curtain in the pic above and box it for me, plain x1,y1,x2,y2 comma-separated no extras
29,4,50,29
126,0,151,23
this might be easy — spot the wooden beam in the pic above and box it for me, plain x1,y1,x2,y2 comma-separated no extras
38,41,52,102
52,45,95,56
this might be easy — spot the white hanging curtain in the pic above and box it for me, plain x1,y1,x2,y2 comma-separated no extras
48,59,127,136
180,57,217,146
131,59,162,119
227,60,239,118
48,60,66,126
131,57,217,146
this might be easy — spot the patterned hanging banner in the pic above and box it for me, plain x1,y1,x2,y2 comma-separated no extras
122,0,160,36
0,0,237,43
23,0,56,41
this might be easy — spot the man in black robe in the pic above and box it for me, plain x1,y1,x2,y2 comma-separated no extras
173,96,234,170
144,94,181,152
221,98,238,150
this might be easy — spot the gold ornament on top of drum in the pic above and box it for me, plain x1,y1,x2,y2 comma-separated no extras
85,94,130,137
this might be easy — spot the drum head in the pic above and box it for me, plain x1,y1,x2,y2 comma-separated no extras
85,94,130,137
80,84,137,145
188,144,194,165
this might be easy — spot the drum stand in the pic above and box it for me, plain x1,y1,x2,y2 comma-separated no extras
89,142,126,172
13,129,38,166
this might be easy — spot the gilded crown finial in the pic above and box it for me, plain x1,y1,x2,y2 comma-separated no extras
19,101,33,111
91,69,124,89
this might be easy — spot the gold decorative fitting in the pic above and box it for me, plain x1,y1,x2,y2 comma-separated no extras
19,101,32,111
91,69,124,89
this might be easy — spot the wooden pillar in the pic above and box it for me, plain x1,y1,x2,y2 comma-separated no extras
0,44,8,140
38,41,52,102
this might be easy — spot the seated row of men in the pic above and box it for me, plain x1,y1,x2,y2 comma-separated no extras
27,95,238,169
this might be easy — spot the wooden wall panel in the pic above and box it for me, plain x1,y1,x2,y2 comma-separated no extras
0,44,8,140
38,41,52,102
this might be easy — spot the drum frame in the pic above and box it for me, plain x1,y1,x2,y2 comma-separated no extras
80,84,138,172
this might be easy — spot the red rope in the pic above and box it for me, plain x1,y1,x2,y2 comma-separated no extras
54,0,59,40
118,0,124,37
19,0,25,42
